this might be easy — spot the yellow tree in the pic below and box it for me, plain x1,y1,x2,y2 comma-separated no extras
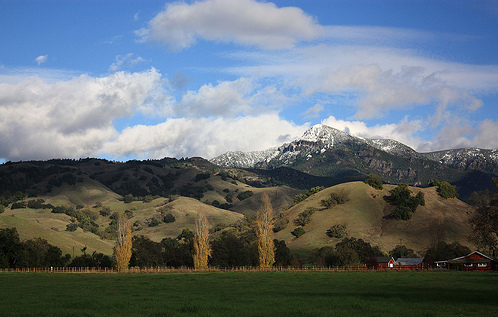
114,214,132,272
257,193,275,268
193,213,211,270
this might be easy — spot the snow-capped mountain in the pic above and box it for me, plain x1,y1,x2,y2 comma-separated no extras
211,124,359,169
210,124,498,175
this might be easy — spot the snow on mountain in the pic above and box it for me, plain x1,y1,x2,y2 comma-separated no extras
210,124,498,173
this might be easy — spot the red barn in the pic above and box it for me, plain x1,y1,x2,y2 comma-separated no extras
437,251,497,271
366,257,395,269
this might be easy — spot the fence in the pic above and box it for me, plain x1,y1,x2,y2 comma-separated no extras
0,266,433,273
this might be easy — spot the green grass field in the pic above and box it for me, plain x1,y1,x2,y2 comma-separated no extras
0,271,497,317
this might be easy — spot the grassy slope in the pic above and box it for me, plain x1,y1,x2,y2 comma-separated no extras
0,177,246,254
275,181,475,255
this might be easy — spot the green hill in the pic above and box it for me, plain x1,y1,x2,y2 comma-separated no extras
275,181,475,257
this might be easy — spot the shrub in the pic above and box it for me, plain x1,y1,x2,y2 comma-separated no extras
291,227,305,238
11,201,27,209
237,191,253,201
321,191,349,209
294,207,316,226
99,206,111,217
163,213,176,223
123,194,134,203
66,223,78,232
364,173,383,190
326,225,347,239
194,173,210,182
27,199,46,209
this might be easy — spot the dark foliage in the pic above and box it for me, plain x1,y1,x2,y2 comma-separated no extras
364,173,383,190
291,227,305,238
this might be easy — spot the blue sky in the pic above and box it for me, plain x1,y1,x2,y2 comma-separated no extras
1,0,497,162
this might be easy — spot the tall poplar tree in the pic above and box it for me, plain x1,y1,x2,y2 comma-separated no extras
257,193,275,268
193,213,211,269
114,214,132,272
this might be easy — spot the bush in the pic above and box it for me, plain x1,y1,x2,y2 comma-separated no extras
294,207,316,226
326,225,347,239
294,186,324,203
66,223,78,232
321,191,349,209
364,173,383,190
27,199,46,209
291,227,305,238
237,191,253,201
11,201,27,209
163,213,176,223
123,194,134,203
99,206,111,217
194,173,210,182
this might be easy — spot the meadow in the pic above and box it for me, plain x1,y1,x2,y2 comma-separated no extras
0,271,497,317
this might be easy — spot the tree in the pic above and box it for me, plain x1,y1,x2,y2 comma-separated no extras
389,245,418,258
437,181,457,199
256,193,275,267
293,207,316,226
114,214,132,272
193,213,211,269
326,225,347,239
291,227,305,238
364,173,383,190
469,178,498,255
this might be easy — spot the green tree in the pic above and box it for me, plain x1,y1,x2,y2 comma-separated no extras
364,173,383,190
326,225,347,239
437,181,457,199
294,207,316,226
291,227,305,238
389,245,418,258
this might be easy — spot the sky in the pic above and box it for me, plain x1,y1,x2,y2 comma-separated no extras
1,0,498,162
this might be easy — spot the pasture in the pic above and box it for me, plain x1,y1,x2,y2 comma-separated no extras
0,271,497,317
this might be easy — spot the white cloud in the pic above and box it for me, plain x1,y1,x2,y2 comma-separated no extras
303,103,323,118
34,55,48,66
177,78,254,116
102,113,308,159
0,69,163,160
136,0,324,50
109,53,145,71
321,115,424,150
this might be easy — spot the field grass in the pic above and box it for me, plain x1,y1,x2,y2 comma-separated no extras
0,271,497,317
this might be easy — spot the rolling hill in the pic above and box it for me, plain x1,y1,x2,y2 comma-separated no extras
275,181,475,258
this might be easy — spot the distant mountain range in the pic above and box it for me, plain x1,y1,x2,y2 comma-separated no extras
211,124,498,199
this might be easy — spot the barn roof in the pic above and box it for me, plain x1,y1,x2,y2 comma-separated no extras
375,257,394,263
394,258,425,266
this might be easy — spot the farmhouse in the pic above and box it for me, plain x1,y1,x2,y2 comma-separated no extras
435,251,498,271
394,258,427,270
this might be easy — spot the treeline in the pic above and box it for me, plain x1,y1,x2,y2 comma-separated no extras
0,228,114,268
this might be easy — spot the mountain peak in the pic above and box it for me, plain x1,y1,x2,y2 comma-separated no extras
297,124,350,145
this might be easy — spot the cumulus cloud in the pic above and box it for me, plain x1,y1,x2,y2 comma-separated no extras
0,69,163,160
177,78,255,116
102,113,308,159
321,115,424,150
418,119,498,152
136,0,324,50
34,55,48,66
